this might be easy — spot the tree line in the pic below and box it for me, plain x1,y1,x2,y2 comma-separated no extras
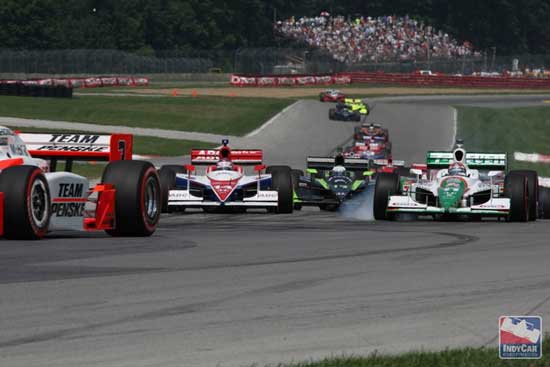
0,0,548,55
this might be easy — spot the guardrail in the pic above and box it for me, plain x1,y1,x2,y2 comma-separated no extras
230,72,550,89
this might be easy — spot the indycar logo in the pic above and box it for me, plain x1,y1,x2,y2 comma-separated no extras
499,316,542,359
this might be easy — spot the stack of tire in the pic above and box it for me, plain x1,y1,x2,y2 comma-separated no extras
0,82,72,98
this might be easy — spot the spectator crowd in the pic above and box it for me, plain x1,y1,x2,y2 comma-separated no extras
275,15,480,63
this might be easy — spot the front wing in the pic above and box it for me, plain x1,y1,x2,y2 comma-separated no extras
168,189,278,208
387,195,510,216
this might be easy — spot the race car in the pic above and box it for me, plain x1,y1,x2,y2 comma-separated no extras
0,127,161,239
343,138,392,160
373,141,540,221
328,102,361,122
319,89,346,102
354,123,389,142
344,98,369,115
159,140,293,213
293,154,372,211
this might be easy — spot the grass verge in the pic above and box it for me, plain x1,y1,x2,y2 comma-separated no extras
6,126,215,157
0,95,293,136
288,336,548,367
457,106,550,176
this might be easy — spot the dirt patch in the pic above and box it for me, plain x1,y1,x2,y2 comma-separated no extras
125,86,550,99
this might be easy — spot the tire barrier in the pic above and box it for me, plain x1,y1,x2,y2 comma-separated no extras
230,72,550,89
0,82,73,98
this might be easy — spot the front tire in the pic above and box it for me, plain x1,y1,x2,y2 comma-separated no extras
103,160,161,236
0,166,50,240
267,166,293,214
511,170,538,221
159,165,187,213
373,172,399,220
505,172,529,222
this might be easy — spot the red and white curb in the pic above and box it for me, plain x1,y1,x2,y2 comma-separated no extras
514,152,550,164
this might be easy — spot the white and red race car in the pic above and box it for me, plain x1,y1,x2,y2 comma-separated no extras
0,126,161,239
159,140,293,213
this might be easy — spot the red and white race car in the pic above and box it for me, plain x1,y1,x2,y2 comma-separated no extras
319,89,346,102
159,140,294,213
0,126,161,239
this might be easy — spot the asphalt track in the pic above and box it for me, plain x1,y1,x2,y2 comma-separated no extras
1,95,550,367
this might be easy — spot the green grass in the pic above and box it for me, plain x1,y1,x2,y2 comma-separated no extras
6,126,215,156
58,162,106,179
288,337,549,367
0,95,293,136
458,106,550,176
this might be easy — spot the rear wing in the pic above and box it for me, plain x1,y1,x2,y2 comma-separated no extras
372,159,405,167
191,149,262,165
20,133,133,162
426,151,507,170
307,157,370,171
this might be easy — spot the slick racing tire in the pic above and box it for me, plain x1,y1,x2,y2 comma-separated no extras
504,172,529,222
328,108,336,120
159,165,187,213
267,165,293,214
0,165,51,240
538,186,550,219
291,169,303,211
373,172,399,220
352,114,361,122
511,170,538,221
103,160,161,236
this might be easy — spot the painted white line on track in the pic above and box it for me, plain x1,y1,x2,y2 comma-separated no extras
246,100,301,138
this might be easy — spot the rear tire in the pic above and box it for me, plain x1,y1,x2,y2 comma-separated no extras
103,160,161,236
291,169,303,211
267,166,293,214
505,172,529,222
0,166,50,240
373,172,399,220
538,186,550,219
159,165,187,213
328,108,336,120
511,170,538,221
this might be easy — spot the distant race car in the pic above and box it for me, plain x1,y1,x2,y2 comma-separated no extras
319,89,346,102
292,154,372,211
0,127,161,239
328,103,361,121
354,123,389,142
159,140,294,214
373,141,541,221
343,138,391,160
344,98,369,115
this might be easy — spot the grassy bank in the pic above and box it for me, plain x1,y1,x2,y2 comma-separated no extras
288,337,548,367
7,126,215,157
457,106,550,176
0,95,292,136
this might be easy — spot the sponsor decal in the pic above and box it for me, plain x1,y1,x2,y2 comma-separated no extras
210,179,239,202
58,183,84,198
52,183,86,217
51,202,85,217
48,134,101,144
36,145,108,152
499,316,542,359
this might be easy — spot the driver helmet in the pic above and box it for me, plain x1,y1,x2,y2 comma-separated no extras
448,162,466,176
216,160,233,171
332,165,346,176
